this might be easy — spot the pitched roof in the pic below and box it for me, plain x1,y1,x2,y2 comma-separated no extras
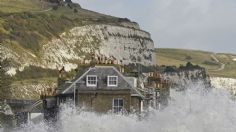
57,66,145,98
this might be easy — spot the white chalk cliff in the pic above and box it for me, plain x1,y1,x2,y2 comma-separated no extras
1,23,155,74
211,77,236,94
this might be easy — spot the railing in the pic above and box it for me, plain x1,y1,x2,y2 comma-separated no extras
0,99,44,113
0,99,35,105
28,99,43,112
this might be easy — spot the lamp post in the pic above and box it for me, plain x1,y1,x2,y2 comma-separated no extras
67,81,76,108
74,84,76,107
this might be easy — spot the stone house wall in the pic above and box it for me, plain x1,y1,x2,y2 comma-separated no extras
130,96,141,113
77,90,131,113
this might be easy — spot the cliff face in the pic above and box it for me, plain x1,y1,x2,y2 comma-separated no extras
161,69,211,89
0,3,155,99
42,24,155,70
211,77,236,95
1,24,155,74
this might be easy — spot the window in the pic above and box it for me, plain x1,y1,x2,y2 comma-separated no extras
113,98,124,113
108,76,118,87
86,75,97,87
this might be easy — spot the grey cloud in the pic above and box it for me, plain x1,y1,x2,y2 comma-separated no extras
73,0,236,53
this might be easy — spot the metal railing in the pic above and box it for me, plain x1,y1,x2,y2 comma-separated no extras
0,99,35,105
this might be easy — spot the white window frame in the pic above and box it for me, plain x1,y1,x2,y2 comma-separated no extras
112,98,124,113
86,75,97,87
107,76,118,87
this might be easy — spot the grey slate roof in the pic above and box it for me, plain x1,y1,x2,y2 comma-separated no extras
56,66,144,98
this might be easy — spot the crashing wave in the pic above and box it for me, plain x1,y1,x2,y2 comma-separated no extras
14,81,236,132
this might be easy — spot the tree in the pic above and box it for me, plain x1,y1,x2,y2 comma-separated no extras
164,66,176,72
186,62,194,69
185,55,192,61
73,9,78,13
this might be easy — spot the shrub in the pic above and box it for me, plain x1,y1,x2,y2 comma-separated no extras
185,55,192,60
14,66,58,80
52,5,59,10
74,9,78,13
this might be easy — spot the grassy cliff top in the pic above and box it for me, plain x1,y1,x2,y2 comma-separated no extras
0,0,136,99
0,0,52,13
156,48,236,78
0,0,132,54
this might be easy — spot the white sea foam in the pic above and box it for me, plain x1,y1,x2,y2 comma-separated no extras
15,82,236,132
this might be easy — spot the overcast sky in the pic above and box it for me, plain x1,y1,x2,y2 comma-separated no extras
73,0,236,54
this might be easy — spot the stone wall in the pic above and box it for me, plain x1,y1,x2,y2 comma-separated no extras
77,90,131,113
130,97,141,113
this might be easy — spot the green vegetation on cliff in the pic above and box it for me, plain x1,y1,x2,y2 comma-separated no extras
0,0,132,54
156,48,236,78
0,0,51,13
0,0,138,99
0,61,12,99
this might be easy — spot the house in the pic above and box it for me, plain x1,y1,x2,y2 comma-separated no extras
43,66,146,118
133,65,170,109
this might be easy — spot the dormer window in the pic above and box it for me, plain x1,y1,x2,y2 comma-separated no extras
107,76,118,87
86,75,97,87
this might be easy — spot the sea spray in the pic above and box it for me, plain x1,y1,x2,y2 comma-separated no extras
15,82,236,132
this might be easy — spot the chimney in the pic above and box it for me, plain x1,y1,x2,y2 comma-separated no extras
105,56,108,64
119,65,125,73
111,59,114,64
97,56,101,64
59,66,65,78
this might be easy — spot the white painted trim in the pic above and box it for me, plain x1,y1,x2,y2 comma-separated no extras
112,98,124,112
112,67,145,99
86,75,97,87
62,68,92,94
141,100,144,112
107,76,118,87
62,66,145,99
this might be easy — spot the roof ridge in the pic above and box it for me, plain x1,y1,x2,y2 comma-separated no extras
61,67,93,94
94,65,116,68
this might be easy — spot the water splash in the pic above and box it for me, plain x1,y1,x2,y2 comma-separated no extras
16,82,236,132
0,101,13,115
